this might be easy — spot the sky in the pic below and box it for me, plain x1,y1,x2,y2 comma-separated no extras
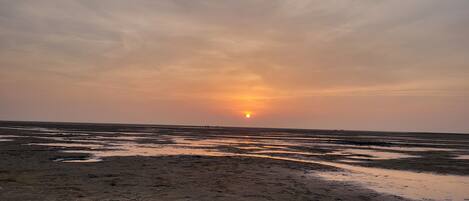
1,0,469,133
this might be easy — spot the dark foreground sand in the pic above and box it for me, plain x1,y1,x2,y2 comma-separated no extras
2,121,468,201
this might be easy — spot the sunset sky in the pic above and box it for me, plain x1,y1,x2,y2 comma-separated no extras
1,0,469,133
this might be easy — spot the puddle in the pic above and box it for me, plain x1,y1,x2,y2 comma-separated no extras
0,135,21,138
315,164,469,201
66,144,228,158
263,145,289,149
29,143,105,149
237,146,265,150
54,156,103,163
455,155,469,160
94,136,149,141
214,134,329,141
0,135,22,141
311,142,459,152
332,149,416,160
234,154,469,201
338,159,361,163
63,158,103,163
348,145,457,152
252,150,322,156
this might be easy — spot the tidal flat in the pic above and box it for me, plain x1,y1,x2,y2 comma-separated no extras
0,121,468,201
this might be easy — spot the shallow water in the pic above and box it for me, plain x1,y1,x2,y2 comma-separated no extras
315,164,469,201
1,125,469,200
331,148,416,160
455,155,469,160
0,135,21,141
29,143,105,148
226,153,469,201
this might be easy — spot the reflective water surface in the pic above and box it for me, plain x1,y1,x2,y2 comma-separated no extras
1,125,469,200
315,162,469,201
455,155,469,160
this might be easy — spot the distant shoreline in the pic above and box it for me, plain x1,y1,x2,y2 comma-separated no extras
0,119,467,135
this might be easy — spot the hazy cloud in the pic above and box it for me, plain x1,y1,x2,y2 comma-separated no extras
1,0,469,132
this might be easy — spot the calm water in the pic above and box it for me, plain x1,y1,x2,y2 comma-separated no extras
1,125,469,200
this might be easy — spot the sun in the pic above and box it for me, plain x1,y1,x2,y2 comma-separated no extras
244,112,252,118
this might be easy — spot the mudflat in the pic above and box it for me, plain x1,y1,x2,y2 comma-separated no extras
0,121,468,201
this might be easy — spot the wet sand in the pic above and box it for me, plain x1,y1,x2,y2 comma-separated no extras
1,121,468,201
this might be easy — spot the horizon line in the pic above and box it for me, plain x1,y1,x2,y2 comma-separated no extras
0,119,467,135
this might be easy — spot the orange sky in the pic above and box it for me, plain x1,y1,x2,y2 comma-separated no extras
1,0,469,132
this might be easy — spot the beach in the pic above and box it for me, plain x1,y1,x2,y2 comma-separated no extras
1,121,468,201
